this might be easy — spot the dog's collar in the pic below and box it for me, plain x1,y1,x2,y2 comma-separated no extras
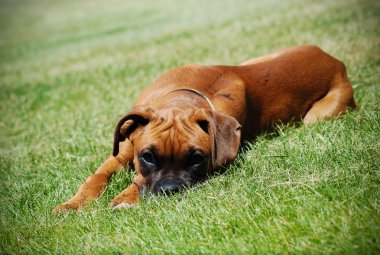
169,88,216,111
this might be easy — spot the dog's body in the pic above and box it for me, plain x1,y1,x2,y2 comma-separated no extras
53,45,356,213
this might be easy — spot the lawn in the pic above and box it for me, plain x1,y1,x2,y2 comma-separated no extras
0,0,379,254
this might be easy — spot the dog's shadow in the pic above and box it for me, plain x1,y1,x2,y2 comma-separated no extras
217,121,300,174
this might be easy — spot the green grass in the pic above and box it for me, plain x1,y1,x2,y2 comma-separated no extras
0,0,379,254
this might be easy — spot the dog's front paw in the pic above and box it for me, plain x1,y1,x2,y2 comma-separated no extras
52,201,80,215
110,196,139,209
109,182,140,209
111,202,137,209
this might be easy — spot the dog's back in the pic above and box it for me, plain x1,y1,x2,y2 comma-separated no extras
133,45,356,137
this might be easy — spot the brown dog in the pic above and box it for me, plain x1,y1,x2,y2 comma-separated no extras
53,45,356,213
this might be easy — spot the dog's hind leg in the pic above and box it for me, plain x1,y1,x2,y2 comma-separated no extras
240,46,302,66
303,69,357,125
53,140,134,214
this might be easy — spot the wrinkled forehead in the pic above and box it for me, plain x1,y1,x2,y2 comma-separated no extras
155,107,195,121
137,108,210,156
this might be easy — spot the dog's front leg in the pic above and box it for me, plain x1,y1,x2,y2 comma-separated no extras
53,140,133,214
109,177,140,208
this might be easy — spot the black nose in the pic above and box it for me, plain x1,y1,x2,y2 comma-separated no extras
158,182,182,195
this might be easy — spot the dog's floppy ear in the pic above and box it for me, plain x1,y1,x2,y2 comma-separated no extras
197,110,241,170
113,106,155,156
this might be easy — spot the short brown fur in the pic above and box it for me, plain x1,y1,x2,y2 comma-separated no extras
53,45,356,214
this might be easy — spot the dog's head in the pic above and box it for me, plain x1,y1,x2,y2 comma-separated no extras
113,106,241,194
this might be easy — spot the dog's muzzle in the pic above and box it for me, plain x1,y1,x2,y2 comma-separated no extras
153,178,188,195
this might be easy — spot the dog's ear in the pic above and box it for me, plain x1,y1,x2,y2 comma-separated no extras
196,110,241,170
113,106,155,156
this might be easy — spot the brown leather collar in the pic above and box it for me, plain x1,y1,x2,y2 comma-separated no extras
169,88,216,111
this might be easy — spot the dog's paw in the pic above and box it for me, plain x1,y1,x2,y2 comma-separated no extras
52,202,80,215
109,197,139,209
111,202,137,209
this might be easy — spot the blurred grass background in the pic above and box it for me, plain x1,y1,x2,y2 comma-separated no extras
0,0,379,254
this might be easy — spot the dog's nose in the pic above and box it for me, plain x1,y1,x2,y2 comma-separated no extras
158,182,182,195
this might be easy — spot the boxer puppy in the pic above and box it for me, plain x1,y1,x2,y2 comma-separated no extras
53,45,356,213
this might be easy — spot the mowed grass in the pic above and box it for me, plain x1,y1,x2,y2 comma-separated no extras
0,0,379,254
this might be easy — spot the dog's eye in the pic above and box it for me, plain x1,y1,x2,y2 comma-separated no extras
140,151,155,165
189,153,204,167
